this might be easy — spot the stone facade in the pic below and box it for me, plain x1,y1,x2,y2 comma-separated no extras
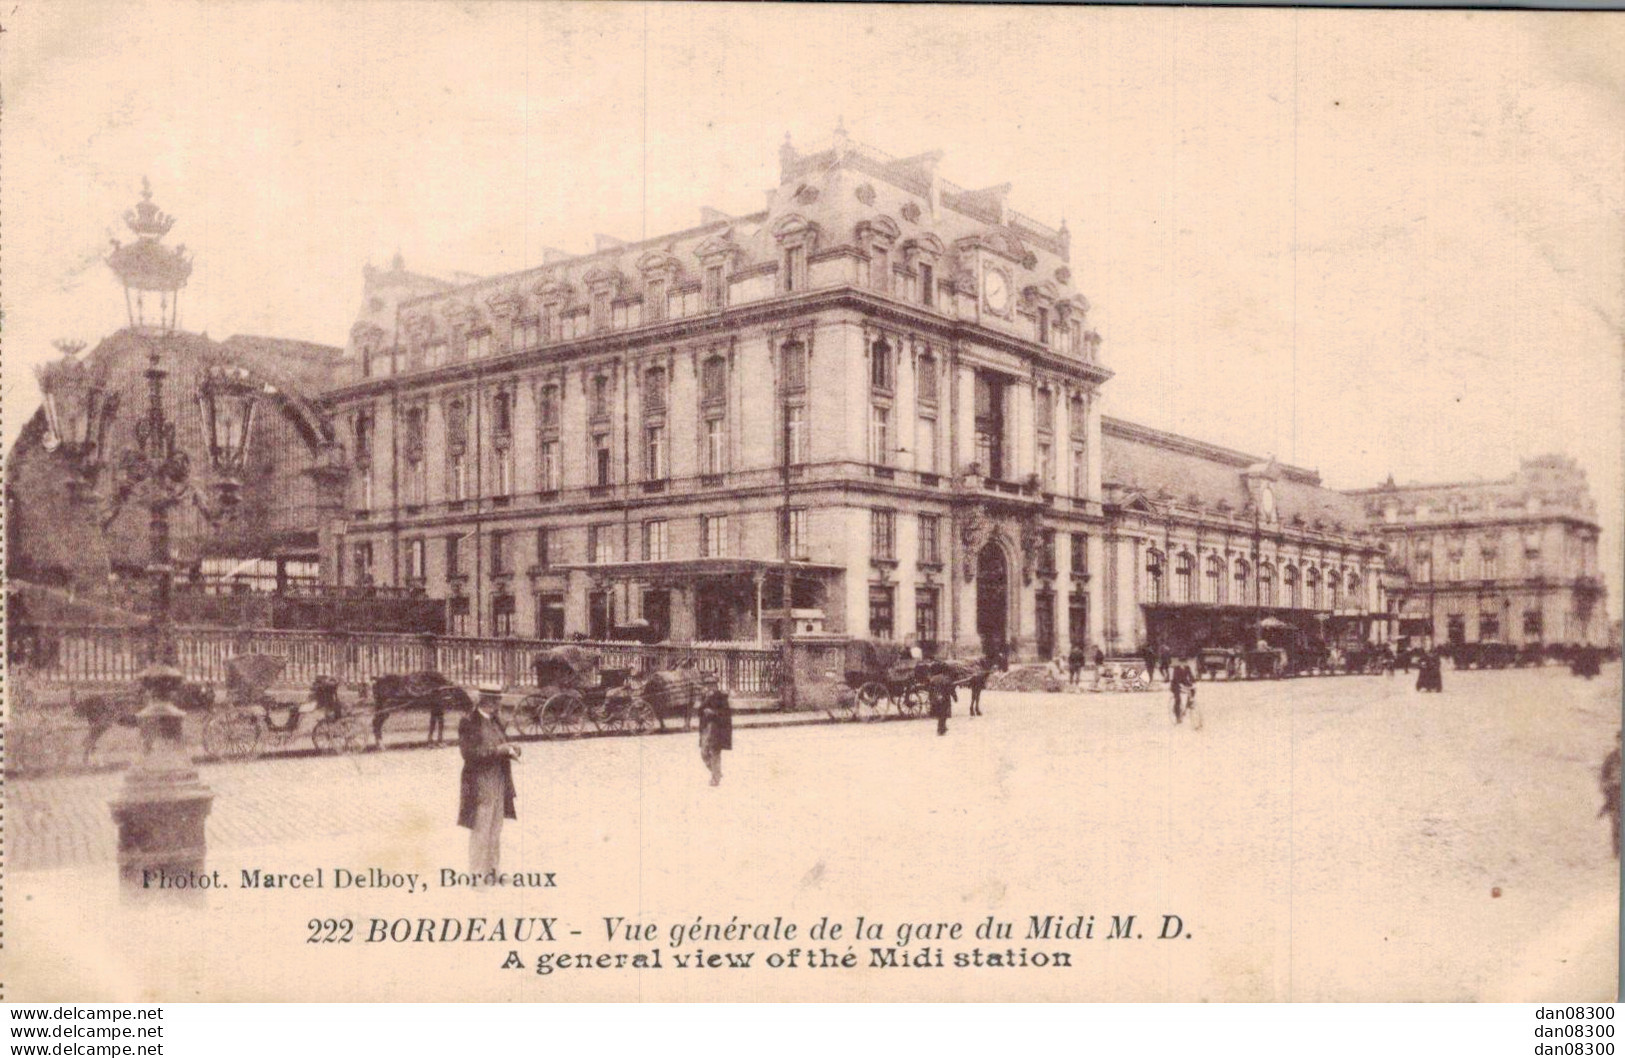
1348,456,1608,647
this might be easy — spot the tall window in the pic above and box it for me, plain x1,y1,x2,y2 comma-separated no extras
1036,388,1054,433
1070,532,1088,575
645,279,666,322
783,246,806,292
781,507,807,560
445,399,468,501
919,514,941,565
1038,442,1054,490
538,384,561,430
405,538,426,582
916,587,940,645
534,527,551,570
705,417,727,475
492,445,513,497
1259,562,1275,607
870,338,893,391
490,530,508,575
592,290,611,332
1146,548,1165,603
870,249,890,293
870,405,891,465
869,585,895,638
515,317,541,352
445,534,461,577
1040,530,1058,575
1037,307,1050,345
1306,567,1322,609
588,524,613,565
403,407,427,504
871,509,896,561
492,391,512,435
1234,559,1251,605
1523,610,1543,640
491,594,515,637
1284,564,1300,607
919,263,934,307
353,412,373,466
591,375,610,420
466,330,491,359
780,340,807,393
1174,552,1194,603
1327,572,1341,611
785,404,808,465
1481,549,1499,581
1071,445,1086,497
704,265,726,309
974,372,1006,479
917,414,938,474
490,392,513,496
540,304,560,342
702,355,728,404
645,424,667,480
352,542,374,586
1347,572,1361,607
538,439,560,492
642,519,668,561
593,433,612,487
424,340,447,368
1205,554,1225,603
644,367,667,413
702,515,729,558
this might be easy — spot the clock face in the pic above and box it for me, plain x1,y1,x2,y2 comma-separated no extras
984,268,1010,313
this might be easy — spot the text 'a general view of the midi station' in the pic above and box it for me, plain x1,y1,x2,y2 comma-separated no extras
9,125,1613,733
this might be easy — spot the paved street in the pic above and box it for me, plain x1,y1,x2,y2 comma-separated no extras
5,666,1618,1001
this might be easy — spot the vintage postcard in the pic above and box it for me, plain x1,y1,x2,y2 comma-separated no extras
2,2,1619,1003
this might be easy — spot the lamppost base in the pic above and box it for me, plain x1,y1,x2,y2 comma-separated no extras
110,755,216,903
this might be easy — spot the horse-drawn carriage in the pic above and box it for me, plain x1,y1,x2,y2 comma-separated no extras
203,653,369,761
839,639,927,721
505,647,711,738
368,670,472,747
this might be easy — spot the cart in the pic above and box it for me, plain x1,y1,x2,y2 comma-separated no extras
627,665,714,732
203,654,367,761
842,639,926,721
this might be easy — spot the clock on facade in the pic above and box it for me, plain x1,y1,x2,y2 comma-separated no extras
983,267,1010,314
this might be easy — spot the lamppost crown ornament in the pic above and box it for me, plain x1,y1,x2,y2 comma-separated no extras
108,178,192,334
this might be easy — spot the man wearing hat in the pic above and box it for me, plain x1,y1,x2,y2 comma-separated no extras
458,684,520,874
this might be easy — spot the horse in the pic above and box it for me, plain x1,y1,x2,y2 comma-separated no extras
72,682,215,763
368,672,472,748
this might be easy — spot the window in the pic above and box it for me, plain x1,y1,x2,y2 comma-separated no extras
515,317,541,352
782,507,807,560
871,509,896,561
1037,307,1050,345
1071,444,1087,496
1175,552,1194,603
1040,531,1057,575
1069,395,1087,440
1258,562,1275,607
588,524,613,565
644,424,667,480
612,301,639,331
466,331,491,359
1146,548,1165,603
405,538,426,582
492,391,512,435
535,527,551,570
591,375,610,420
1038,442,1053,490
702,356,728,404
492,446,513,497
1482,549,1499,580
785,404,808,465
490,531,508,575
594,433,612,487
446,399,468,500
1327,574,1340,611
870,249,890,293
783,246,805,292
1447,553,1463,581
702,515,729,558
919,514,941,565
447,451,467,501
869,585,895,639
540,304,559,342
1306,567,1322,609
704,265,726,309
780,340,807,392
644,367,667,413
1070,532,1088,575
1523,610,1543,640
974,372,1006,479
917,415,938,474
1479,613,1500,641
1205,555,1224,603
445,534,461,577
870,405,891,465
352,542,374,586
425,340,447,368
1415,549,1432,584
704,416,727,475
1284,564,1300,607
1234,559,1251,605
672,287,700,318
353,412,373,466
538,439,560,492
592,290,611,331
538,384,561,431
403,407,427,504
643,519,668,562
917,352,938,405
916,586,940,645
492,593,515,637
1036,389,1054,433
920,263,934,307
448,595,470,637
1348,572,1361,604
536,593,565,640
870,338,893,391
645,279,666,322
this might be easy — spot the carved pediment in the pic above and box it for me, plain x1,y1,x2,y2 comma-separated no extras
695,232,738,262
486,289,524,319
854,215,901,246
532,274,574,301
637,250,683,277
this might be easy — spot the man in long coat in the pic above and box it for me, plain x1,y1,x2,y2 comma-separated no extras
697,688,733,786
459,685,519,874
929,671,957,735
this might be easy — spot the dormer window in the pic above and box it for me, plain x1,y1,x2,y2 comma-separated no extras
645,278,666,321
466,330,491,359
514,317,541,352
592,289,611,331
784,246,806,292
772,214,819,295
1037,308,1050,345
920,263,934,307
704,265,726,309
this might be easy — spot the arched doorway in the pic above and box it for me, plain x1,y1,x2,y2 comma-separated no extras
976,542,1009,661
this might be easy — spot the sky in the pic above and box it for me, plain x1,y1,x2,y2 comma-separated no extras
4,2,1622,613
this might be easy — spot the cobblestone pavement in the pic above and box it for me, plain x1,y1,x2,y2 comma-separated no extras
6,666,1619,1001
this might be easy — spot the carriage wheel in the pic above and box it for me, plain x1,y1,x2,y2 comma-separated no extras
1128,675,1149,692
625,698,658,736
828,689,860,723
334,716,370,754
312,718,338,755
204,711,262,761
856,682,889,722
897,686,925,717
518,695,549,738
544,692,588,738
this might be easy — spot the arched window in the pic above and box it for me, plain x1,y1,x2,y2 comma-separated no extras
1174,551,1194,603
1306,567,1322,610
1145,548,1165,603
1347,571,1361,603
1234,559,1251,606
1205,554,1225,604
1283,564,1300,608
1257,561,1275,607
1327,570,1340,611
870,338,893,391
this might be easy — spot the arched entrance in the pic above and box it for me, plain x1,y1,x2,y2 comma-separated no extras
976,542,1009,661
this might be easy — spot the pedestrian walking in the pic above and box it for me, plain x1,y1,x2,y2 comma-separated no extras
967,655,990,716
697,688,733,786
1094,645,1106,670
1158,650,1173,683
1067,645,1087,689
458,684,519,875
929,672,956,736
1140,642,1157,684
1416,650,1444,693
1170,659,1196,724
1600,730,1621,859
